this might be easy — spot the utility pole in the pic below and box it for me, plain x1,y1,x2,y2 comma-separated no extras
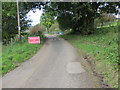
17,0,21,41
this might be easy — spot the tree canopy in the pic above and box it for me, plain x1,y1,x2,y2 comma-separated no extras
43,2,119,34
2,2,45,41
2,2,119,42
40,12,55,31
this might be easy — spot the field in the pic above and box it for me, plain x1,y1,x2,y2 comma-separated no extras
61,21,119,88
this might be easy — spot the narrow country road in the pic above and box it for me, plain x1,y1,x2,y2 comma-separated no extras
2,37,95,88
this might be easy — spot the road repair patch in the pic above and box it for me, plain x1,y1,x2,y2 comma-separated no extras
67,62,85,74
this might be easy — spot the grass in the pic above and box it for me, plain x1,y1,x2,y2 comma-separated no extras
61,22,119,88
0,44,2,76
2,36,44,76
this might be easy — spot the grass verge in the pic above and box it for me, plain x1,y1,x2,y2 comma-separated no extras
2,38,43,76
61,24,118,88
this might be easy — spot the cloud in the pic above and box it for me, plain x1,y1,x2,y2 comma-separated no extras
27,9,43,26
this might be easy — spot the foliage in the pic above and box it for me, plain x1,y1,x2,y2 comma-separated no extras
2,2,30,41
57,12,73,30
43,2,119,35
2,34,45,76
40,12,55,32
2,2,46,42
94,13,116,27
49,21,61,32
2,2,119,41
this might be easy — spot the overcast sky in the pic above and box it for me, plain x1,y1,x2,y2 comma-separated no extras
27,9,43,26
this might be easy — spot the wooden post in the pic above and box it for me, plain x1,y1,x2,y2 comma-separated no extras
17,0,21,41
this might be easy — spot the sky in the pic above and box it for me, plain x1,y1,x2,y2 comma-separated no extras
27,9,43,26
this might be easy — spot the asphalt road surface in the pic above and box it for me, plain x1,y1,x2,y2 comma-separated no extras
1,37,95,88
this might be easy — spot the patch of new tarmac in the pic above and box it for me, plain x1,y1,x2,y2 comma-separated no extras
2,37,96,88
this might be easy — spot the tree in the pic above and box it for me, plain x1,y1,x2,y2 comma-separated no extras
43,2,119,35
2,2,31,41
2,2,46,42
49,21,61,32
40,12,55,33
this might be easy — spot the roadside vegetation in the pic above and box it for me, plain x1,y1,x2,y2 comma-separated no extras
2,41,42,75
2,2,46,76
2,2,119,88
60,21,119,88
38,3,119,87
2,24,45,76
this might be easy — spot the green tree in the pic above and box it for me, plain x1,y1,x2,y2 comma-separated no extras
43,2,119,35
40,12,55,33
49,21,61,32
2,2,31,41
2,2,46,42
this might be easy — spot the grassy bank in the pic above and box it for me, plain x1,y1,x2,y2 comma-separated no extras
2,36,44,76
61,23,118,88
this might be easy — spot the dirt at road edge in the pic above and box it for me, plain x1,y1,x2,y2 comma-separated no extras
75,48,110,88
